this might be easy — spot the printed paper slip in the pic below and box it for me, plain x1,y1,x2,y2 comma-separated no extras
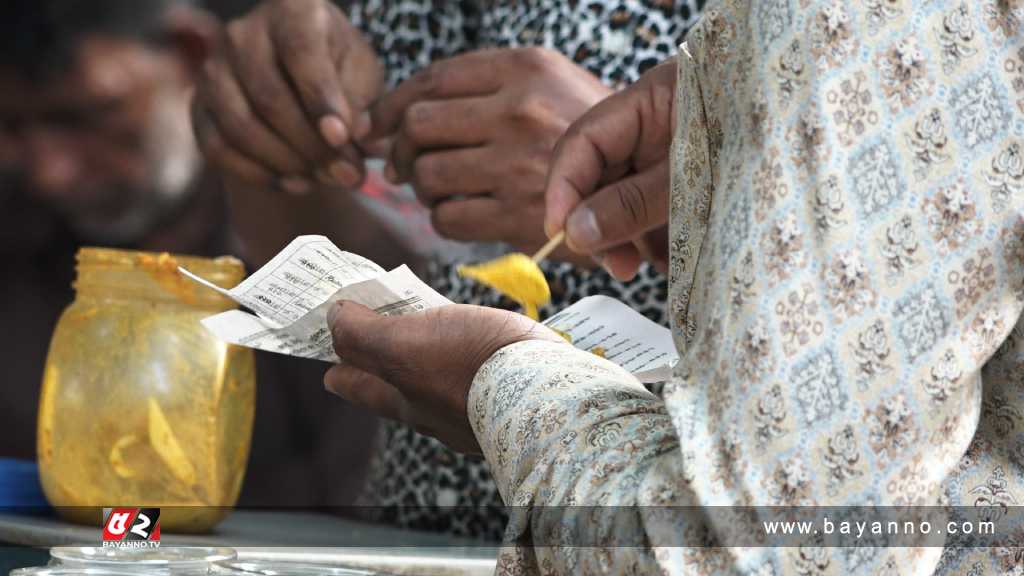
179,235,451,361
543,296,679,384
199,264,452,361
181,236,680,382
179,235,386,328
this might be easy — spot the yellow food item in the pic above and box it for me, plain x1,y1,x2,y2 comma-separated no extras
109,434,140,479
148,398,197,487
590,346,607,358
458,253,551,320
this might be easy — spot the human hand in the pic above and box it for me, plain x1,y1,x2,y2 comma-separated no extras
191,0,383,194
365,48,611,260
324,301,564,453
544,60,677,281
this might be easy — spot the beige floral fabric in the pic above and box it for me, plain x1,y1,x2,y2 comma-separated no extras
469,1,1024,574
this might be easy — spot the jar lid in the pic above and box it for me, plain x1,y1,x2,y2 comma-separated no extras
72,248,246,306
213,561,384,575
77,248,245,282
49,547,236,568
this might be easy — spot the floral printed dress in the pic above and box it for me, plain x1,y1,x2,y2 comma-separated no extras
468,0,1024,573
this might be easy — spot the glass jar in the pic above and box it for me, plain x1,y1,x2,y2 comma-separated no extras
37,248,255,532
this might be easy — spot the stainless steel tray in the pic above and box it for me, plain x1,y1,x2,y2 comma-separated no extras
0,511,497,576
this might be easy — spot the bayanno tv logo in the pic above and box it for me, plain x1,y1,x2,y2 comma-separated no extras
102,508,161,549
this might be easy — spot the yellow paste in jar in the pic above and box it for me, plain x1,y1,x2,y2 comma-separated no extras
37,247,255,532
147,398,198,486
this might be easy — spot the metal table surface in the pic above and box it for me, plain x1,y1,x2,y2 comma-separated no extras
0,511,497,575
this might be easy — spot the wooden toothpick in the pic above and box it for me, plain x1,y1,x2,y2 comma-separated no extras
532,231,565,263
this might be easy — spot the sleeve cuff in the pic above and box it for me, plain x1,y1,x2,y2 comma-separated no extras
467,339,652,500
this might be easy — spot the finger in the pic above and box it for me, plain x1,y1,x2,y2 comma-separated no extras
636,224,670,272
543,92,642,237
198,56,309,178
328,301,403,378
225,21,338,171
367,52,503,141
192,102,277,187
386,97,495,185
385,124,416,184
429,197,508,243
597,162,632,188
359,136,392,159
322,143,367,188
390,96,495,151
270,15,353,149
544,61,676,237
563,160,670,253
599,244,644,282
323,364,410,422
410,148,494,206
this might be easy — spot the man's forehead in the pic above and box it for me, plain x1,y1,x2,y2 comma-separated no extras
0,36,161,112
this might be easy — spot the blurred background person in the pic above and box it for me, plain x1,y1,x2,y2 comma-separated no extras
196,0,705,539
0,0,377,510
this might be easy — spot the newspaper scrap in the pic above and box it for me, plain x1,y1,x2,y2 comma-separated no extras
543,296,678,384
180,236,678,382
179,235,389,329
179,235,451,362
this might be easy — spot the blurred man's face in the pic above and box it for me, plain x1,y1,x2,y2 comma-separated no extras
0,36,199,242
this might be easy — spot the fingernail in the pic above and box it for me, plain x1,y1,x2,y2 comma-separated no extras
329,160,361,188
327,301,342,326
566,206,602,250
320,115,349,148
544,221,560,239
279,176,312,195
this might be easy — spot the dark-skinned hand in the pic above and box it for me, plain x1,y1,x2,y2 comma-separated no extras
544,60,678,281
324,301,564,454
192,0,383,194
364,48,611,263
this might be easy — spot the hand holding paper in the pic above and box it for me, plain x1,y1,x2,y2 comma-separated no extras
180,235,452,362
324,301,563,453
180,236,678,381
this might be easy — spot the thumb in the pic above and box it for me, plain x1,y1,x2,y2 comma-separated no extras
564,159,670,254
543,90,643,238
328,301,400,376
544,59,676,238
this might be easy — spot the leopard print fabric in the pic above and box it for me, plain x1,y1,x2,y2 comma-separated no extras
349,0,702,88
347,0,703,541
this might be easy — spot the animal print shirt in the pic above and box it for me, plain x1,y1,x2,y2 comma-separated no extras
469,0,1024,573
346,0,706,540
